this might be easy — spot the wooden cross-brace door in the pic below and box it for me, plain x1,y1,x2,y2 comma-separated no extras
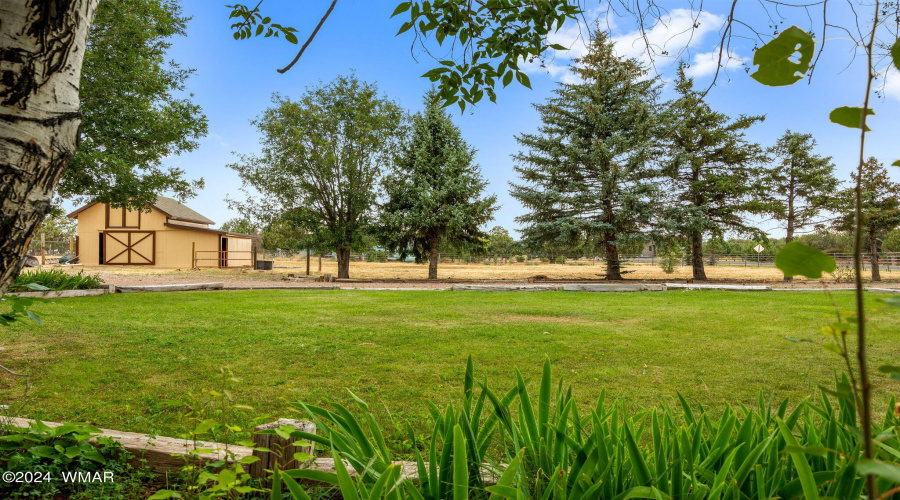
104,231,155,265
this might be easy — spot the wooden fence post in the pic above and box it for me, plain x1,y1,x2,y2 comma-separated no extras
40,232,45,265
306,248,311,276
250,419,316,478
69,236,75,254
318,255,322,272
191,242,196,268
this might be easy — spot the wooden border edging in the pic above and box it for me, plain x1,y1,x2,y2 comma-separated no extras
115,283,224,293
865,287,900,293
451,284,560,292
4,417,495,483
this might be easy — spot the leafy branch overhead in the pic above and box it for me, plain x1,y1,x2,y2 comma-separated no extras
227,4,298,43
228,0,580,110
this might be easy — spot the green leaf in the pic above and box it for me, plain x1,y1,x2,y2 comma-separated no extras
392,2,411,17
281,470,312,500
775,242,836,278
148,491,182,500
892,38,900,71
24,283,50,291
193,418,218,435
750,26,814,86
777,418,820,500
284,31,299,44
891,160,900,167
829,106,874,131
25,310,43,325
857,459,900,483
397,21,414,35
452,425,468,500
878,365,900,382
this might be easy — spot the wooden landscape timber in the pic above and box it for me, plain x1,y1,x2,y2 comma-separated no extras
115,282,224,293
865,287,900,293
3,417,499,484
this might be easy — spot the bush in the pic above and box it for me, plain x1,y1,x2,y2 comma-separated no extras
516,255,526,263
0,421,154,499
10,269,104,292
279,359,899,500
659,244,682,274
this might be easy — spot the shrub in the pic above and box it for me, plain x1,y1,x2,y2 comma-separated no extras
0,421,154,499
516,255,526,263
280,359,899,500
10,269,104,292
659,244,682,274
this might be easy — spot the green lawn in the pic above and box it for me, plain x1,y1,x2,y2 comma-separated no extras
2,290,898,442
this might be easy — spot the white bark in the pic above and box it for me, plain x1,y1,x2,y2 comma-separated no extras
0,0,99,294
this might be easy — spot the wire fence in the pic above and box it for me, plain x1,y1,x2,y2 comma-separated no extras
258,250,900,270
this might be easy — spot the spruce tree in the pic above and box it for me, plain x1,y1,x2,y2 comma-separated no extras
376,91,498,279
659,66,767,280
834,158,900,282
763,131,839,280
509,33,661,280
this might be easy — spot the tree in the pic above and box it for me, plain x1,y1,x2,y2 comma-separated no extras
61,0,207,210
510,33,661,281
834,158,900,282
658,67,767,281
0,0,574,294
763,131,839,242
37,207,78,242
376,91,498,279
485,227,520,256
228,75,404,279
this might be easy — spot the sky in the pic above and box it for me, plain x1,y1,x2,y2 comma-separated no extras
129,0,900,239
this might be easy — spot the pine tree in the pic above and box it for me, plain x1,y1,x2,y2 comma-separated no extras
835,158,900,282
376,91,498,279
659,66,767,280
763,130,839,280
509,33,661,280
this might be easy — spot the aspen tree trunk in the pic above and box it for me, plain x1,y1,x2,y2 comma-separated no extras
427,237,439,280
0,0,99,295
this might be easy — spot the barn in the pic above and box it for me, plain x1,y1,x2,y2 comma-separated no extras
67,197,256,268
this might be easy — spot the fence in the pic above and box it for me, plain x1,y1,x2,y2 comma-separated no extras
257,249,900,271
193,250,254,269
27,237,76,265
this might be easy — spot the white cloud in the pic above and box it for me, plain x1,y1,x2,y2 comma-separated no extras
884,67,900,101
522,7,743,84
683,48,747,78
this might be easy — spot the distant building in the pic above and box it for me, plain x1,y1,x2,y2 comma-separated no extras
67,197,255,268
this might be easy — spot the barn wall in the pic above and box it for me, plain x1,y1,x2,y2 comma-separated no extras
74,203,228,268
157,230,219,268
225,237,253,267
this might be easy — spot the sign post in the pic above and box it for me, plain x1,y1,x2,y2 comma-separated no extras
754,244,764,268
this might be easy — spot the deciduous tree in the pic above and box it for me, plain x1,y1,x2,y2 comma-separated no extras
62,0,208,209
376,91,498,279
510,33,661,281
228,75,405,279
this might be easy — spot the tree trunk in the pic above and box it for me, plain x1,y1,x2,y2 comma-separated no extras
690,231,707,280
869,232,881,282
784,221,795,282
427,237,439,280
336,248,350,279
604,236,622,280
0,0,99,295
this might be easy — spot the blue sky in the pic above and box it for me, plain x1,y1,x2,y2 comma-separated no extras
141,1,899,239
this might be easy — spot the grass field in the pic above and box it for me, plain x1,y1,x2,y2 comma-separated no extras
2,290,898,446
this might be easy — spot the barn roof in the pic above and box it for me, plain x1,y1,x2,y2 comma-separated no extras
68,196,215,225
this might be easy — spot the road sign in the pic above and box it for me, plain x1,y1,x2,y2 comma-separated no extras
754,244,764,253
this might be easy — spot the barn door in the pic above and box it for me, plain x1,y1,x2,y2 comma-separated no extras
104,231,155,265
